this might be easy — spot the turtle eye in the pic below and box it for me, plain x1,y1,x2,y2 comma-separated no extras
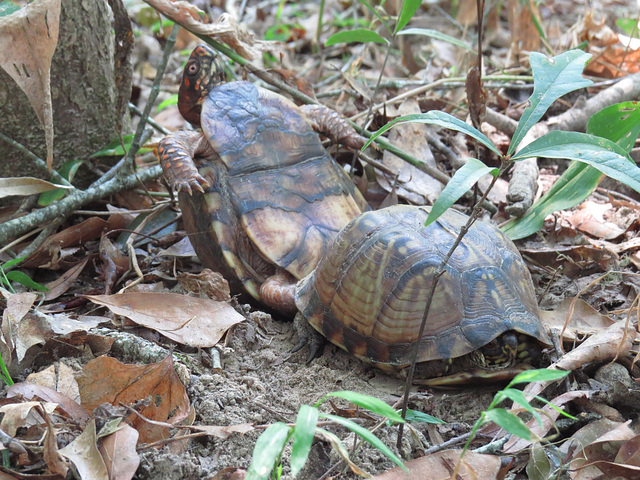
186,60,199,76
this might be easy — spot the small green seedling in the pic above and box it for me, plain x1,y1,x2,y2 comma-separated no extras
246,391,408,479
363,49,640,237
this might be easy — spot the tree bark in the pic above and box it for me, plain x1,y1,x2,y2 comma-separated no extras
0,0,132,185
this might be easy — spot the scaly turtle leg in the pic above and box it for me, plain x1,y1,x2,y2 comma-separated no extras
301,104,366,150
259,269,297,315
158,131,214,194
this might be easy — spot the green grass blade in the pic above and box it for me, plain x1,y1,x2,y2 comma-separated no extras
484,408,532,440
425,158,498,227
404,409,446,424
246,422,291,480
398,28,474,52
508,50,592,155
362,112,500,155
320,413,407,471
508,368,570,386
290,406,318,477
325,28,388,46
496,388,542,427
5,271,49,292
394,0,422,34
511,131,640,192
325,391,404,423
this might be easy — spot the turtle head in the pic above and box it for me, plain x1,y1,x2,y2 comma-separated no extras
178,44,226,127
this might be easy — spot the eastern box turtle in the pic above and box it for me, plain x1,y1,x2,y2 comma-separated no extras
158,45,368,312
294,205,551,384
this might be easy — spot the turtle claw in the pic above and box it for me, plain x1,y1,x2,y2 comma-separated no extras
292,312,324,363
173,175,209,195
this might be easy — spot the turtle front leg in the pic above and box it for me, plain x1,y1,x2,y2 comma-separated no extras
158,131,212,194
301,104,366,150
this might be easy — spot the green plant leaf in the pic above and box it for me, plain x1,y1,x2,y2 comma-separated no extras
484,409,532,440
404,409,447,425
508,50,592,155
512,131,640,193
290,406,318,477
246,422,291,480
587,101,640,152
425,158,498,227
357,0,391,35
398,28,475,52
157,94,178,112
1,256,26,270
0,1,20,16
5,271,49,292
508,368,570,386
325,28,388,46
38,159,82,206
502,101,640,240
320,413,407,471
394,0,422,34
325,392,404,423
362,111,500,155
91,134,152,158
502,162,601,239
496,388,542,427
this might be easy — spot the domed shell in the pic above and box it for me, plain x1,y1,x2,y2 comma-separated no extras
186,81,367,299
295,205,550,370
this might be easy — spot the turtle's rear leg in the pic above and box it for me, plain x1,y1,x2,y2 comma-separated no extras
292,312,325,363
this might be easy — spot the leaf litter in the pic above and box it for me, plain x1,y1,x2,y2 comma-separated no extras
2,0,640,478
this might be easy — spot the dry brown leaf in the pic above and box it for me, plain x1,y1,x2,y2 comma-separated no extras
59,420,109,480
539,297,616,342
22,217,112,269
26,363,81,405
0,0,61,169
567,201,626,240
0,401,58,436
178,268,231,302
85,292,244,348
553,321,636,372
43,256,90,301
373,449,503,479
143,0,281,60
570,420,637,479
5,292,38,324
0,177,72,198
7,382,90,424
98,424,140,480
76,355,191,444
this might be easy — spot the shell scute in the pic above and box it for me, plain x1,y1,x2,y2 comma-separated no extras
295,204,550,370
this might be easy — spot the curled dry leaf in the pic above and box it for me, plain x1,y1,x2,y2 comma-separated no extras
7,382,90,424
0,0,61,169
178,268,231,302
0,177,72,199
76,355,191,444
373,449,502,480
570,420,639,479
143,0,281,60
553,321,636,372
0,401,58,437
85,292,244,348
98,424,140,480
59,420,109,480
539,297,616,342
